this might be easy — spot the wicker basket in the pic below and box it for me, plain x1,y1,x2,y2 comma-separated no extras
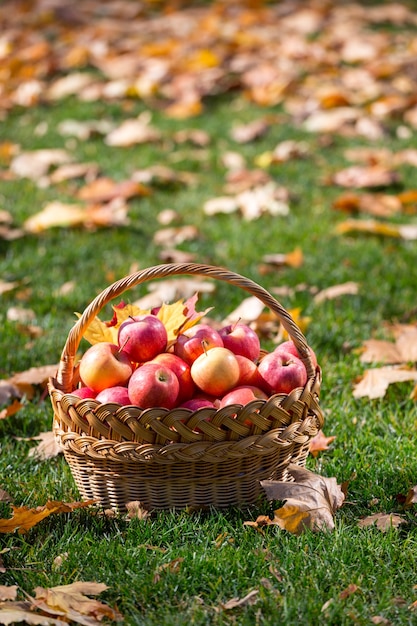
48,263,323,511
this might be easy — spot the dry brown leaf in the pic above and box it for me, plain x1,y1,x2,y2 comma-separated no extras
7,306,35,323
153,225,200,247
313,281,359,304
77,177,150,203
353,366,417,399
23,200,131,233
0,400,24,420
0,602,66,625
10,149,72,181
33,581,122,623
335,218,417,240
358,513,406,531
0,500,96,534
222,589,259,610
258,464,345,534
6,364,58,400
0,490,12,503
125,501,150,521
104,114,161,146
0,586,18,601
48,162,100,185
262,247,304,269
153,557,184,584
339,584,360,600
309,430,336,457
331,165,401,188
404,486,417,508
360,325,417,364
27,432,62,460
333,192,403,218
0,382,22,405
230,118,270,143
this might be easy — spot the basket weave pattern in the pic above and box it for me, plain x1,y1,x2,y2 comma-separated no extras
49,263,324,510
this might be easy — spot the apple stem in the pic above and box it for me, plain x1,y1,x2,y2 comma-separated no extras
201,339,209,355
231,318,241,332
119,335,131,353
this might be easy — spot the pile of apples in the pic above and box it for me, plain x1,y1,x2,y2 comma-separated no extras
71,313,317,412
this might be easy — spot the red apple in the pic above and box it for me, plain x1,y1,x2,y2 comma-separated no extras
235,354,269,392
128,362,179,409
219,385,268,408
79,342,133,392
96,386,131,405
258,350,307,395
150,352,195,404
180,398,216,410
274,339,318,369
190,346,240,396
117,314,168,363
173,323,224,365
219,322,260,361
70,386,97,400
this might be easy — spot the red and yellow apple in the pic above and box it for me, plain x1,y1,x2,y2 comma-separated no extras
79,342,133,393
96,385,131,405
190,346,240,396
258,350,307,395
150,352,195,404
128,362,179,409
219,385,268,408
274,339,317,369
70,386,97,400
173,323,223,365
117,314,168,363
219,322,260,361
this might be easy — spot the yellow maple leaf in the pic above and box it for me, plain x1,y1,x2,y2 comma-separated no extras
0,500,96,534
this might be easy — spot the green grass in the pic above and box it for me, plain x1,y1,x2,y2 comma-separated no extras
2,2,417,624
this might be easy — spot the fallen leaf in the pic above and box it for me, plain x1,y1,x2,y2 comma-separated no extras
339,584,360,600
6,364,58,399
23,200,130,233
153,225,200,247
222,589,259,610
125,501,150,520
309,430,336,457
27,432,62,460
0,400,24,420
0,602,66,624
230,118,270,143
358,513,406,531
0,586,17,601
404,486,417,508
77,177,149,203
0,382,22,405
352,366,417,399
104,113,161,146
153,557,184,584
10,149,72,181
359,324,417,364
331,165,401,188
259,464,345,534
262,247,304,269
335,219,417,240
0,500,96,534
0,490,12,503
33,581,122,623
313,281,359,304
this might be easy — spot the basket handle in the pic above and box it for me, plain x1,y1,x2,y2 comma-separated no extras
55,263,317,392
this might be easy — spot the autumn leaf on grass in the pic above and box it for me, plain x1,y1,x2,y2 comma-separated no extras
330,165,401,188
26,432,62,460
0,500,96,534
222,589,259,610
352,366,417,399
23,201,130,233
258,464,345,534
313,281,359,304
33,581,123,623
359,324,417,364
309,430,336,457
358,513,406,531
335,218,417,240
5,364,58,400
0,399,24,420
77,177,150,203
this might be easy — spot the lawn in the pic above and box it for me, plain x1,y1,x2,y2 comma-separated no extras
1,1,417,624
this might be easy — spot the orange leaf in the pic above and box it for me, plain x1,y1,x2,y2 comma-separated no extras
0,500,96,534
309,430,336,457
0,399,24,420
